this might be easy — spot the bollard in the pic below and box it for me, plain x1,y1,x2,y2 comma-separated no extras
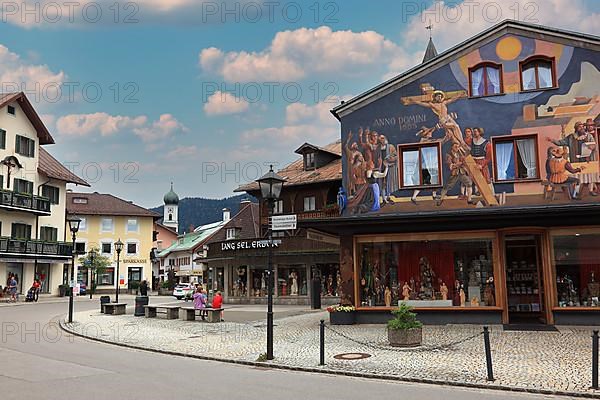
483,326,494,381
320,319,325,366
593,330,599,389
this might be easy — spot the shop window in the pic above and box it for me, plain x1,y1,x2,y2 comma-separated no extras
229,266,247,297
315,263,341,297
553,233,600,307
40,226,58,242
303,196,316,212
277,266,307,296
15,135,35,157
249,268,267,297
399,143,441,187
520,56,555,91
493,136,539,181
41,185,60,204
357,238,495,308
98,267,115,285
469,62,503,97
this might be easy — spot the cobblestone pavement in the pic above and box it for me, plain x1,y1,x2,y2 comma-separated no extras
63,310,600,397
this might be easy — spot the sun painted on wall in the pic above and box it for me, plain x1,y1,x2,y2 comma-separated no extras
450,35,574,103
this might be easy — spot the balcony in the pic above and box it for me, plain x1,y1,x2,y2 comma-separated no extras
0,190,51,215
262,205,340,225
0,237,73,258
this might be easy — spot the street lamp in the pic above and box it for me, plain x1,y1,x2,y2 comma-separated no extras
256,165,285,360
88,248,97,300
114,239,124,303
67,215,81,323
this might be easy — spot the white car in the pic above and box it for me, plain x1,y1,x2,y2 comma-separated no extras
173,283,195,301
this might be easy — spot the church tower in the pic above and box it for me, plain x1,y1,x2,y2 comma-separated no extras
163,182,179,233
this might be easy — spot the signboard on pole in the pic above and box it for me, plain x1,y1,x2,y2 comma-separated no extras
271,214,297,231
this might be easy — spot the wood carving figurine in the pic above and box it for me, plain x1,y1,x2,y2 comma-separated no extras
440,282,448,301
384,287,392,307
402,282,412,301
459,287,466,307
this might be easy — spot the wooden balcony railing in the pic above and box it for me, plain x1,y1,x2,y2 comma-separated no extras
261,205,340,225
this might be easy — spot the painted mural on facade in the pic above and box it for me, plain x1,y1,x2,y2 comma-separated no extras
341,34,600,215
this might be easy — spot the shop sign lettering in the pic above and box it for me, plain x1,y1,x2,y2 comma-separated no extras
221,240,281,251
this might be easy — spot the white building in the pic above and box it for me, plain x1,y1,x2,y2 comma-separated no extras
0,92,89,296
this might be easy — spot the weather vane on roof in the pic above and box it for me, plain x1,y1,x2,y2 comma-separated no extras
426,19,433,39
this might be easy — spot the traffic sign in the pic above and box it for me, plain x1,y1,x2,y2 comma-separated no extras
271,214,297,231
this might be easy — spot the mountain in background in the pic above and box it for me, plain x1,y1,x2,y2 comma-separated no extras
151,194,255,233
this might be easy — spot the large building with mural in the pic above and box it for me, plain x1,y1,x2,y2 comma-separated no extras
308,20,600,325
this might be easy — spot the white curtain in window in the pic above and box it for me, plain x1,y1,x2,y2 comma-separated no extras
470,67,484,96
538,64,553,88
516,139,538,178
403,150,419,186
486,67,501,94
421,147,440,185
522,66,536,90
495,142,514,180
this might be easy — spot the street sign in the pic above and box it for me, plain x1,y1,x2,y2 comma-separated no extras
271,214,297,231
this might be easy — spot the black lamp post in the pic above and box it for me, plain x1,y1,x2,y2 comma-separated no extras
67,215,81,323
88,248,97,300
115,239,124,303
256,165,285,360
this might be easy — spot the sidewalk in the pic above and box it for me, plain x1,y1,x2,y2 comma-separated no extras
61,308,600,398
0,293,143,307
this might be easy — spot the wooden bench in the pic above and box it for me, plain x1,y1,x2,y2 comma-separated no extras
144,305,180,319
542,180,573,200
179,306,223,323
103,302,127,315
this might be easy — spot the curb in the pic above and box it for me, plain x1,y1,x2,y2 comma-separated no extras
59,318,600,399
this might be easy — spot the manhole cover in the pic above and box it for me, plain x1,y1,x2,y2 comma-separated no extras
333,353,371,360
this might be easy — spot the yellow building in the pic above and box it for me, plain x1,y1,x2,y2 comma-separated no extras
66,192,159,293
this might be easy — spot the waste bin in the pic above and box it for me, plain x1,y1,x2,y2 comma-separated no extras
100,296,110,313
311,278,321,309
135,296,149,316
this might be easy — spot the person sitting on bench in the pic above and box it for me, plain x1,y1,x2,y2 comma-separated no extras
210,291,223,321
193,286,206,321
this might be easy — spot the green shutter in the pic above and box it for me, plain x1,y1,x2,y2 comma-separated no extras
28,138,35,157
15,135,20,153
0,129,5,149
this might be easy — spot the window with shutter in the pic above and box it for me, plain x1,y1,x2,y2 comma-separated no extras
14,178,33,194
0,129,5,149
11,223,32,240
40,227,58,242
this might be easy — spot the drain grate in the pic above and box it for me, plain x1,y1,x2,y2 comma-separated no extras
333,353,372,360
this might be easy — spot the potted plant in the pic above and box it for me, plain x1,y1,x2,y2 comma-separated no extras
387,303,423,347
327,304,356,325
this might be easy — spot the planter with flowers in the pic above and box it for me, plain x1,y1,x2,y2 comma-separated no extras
327,305,356,325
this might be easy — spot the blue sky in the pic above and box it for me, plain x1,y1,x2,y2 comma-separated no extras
1,0,597,207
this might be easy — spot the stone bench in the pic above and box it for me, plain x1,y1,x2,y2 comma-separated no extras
179,306,223,323
144,305,180,319
542,180,573,200
103,302,127,315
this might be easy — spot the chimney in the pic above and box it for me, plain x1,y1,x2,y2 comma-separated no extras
523,104,538,122
223,208,231,222
240,198,251,205
188,224,195,233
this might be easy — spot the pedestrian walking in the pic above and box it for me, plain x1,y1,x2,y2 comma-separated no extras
139,280,148,296
8,275,18,302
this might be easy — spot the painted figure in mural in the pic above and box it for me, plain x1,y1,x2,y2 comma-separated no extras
585,119,600,195
436,142,474,206
404,90,469,153
410,126,447,204
545,146,585,199
347,171,381,214
466,127,495,196
377,134,399,204
345,132,366,196
548,121,597,196
359,127,378,172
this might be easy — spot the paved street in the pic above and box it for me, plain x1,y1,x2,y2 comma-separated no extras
0,296,588,400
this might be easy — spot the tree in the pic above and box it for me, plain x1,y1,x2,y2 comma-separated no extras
78,248,111,295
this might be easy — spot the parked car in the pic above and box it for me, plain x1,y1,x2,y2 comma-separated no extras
173,283,194,301
78,282,87,295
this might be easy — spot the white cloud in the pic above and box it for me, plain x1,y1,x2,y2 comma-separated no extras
133,113,189,142
204,91,250,116
199,26,402,82
56,112,147,137
165,144,198,159
0,44,65,93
